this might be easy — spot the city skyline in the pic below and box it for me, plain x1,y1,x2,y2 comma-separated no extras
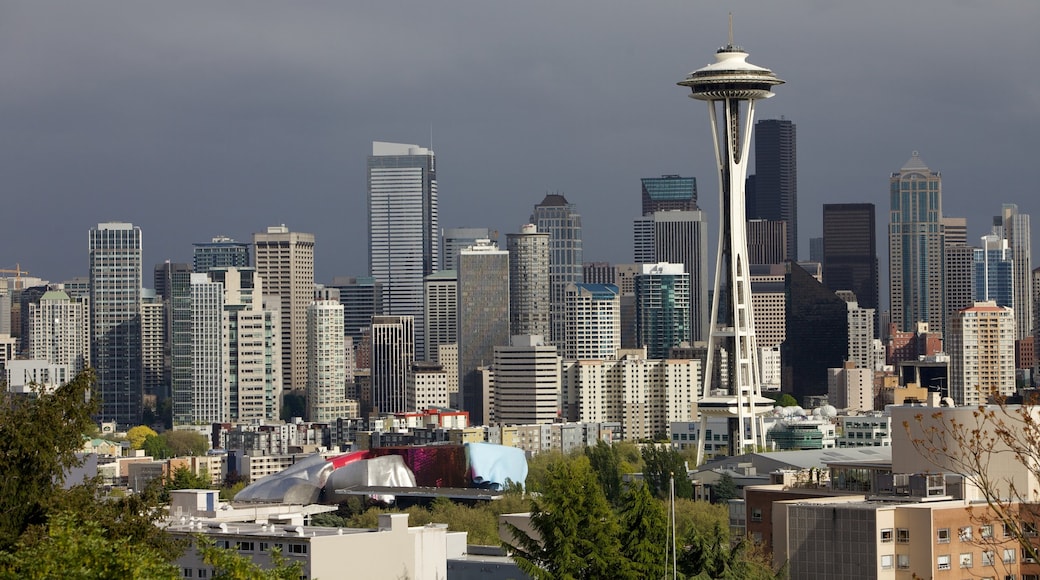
2,2,1038,304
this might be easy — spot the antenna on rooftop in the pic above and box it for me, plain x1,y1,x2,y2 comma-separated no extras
728,13,734,47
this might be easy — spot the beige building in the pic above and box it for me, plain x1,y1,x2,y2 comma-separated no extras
561,348,698,440
253,225,315,392
828,362,875,412
947,301,1015,406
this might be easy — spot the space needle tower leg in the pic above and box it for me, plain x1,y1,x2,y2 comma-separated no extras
680,20,783,465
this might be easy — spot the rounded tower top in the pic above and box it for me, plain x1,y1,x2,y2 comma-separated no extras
678,40,784,101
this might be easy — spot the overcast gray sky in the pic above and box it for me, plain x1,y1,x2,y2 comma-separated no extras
2,1,1039,307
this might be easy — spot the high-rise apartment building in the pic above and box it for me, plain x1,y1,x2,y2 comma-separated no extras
370,315,415,415
633,210,709,341
995,204,1032,339
210,267,282,423
948,301,1015,406
441,227,492,272
28,289,89,374
368,142,438,361
889,152,945,334
641,175,697,215
89,222,143,428
140,291,163,402
493,335,561,425
457,240,510,424
749,118,797,261
507,225,551,339
974,234,1013,308
845,301,877,371
193,236,250,273
531,194,582,346
563,283,620,361
423,270,457,363
253,225,314,392
634,263,690,359
307,300,352,423
822,203,879,333
182,273,225,425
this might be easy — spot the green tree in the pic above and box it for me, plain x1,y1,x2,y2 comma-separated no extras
585,440,624,507
164,430,210,457
678,520,783,580
618,482,667,579
642,444,694,500
168,466,212,491
127,425,159,449
773,393,798,407
143,433,173,459
505,455,634,580
0,370,98,550
197,540,303,580
712,472,738,504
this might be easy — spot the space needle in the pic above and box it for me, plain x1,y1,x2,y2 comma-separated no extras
679,18,783,464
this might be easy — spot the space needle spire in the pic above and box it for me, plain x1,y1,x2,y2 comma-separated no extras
679,19,784,464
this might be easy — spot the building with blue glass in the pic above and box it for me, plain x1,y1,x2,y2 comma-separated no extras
634,263,690,359
974,234,1014,309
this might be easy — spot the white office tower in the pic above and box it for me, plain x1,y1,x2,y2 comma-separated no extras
189,273,225,424
423,270,457,363
370,315,415,414
307,300,353,423
89,222,144,428
507,225,552,339
562,349,699,440
827,362,875,413
995,204,1032,339
494,335,561,425
563,283,620,360
531,194,583,346
368,142,438,361
846,301,877,370
948,301,1016,406
253,225,315,391
214,268,282,424
140,291,164,402
438,343,460,407
758,346,781,391
28,289,90,373
679,25,782,462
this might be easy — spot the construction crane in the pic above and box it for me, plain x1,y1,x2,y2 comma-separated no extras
0,263,29,287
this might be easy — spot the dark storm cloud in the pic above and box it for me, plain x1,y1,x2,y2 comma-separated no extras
1,1,1039,304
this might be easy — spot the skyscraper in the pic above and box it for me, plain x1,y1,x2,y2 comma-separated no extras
253,225,314,392
307,300,351,423
28,289,89,373
441,227,492,272
563,283,620,360
156,262,192,409
679,31,782,461
746,219,788,265
948,302,1015,406
89,222,143,427
749,118,798,261
531,194,582,346
328,276,383,346
368,141,438,360
183,273,224,425
493,335,560,425
457,239,510,424
370,315,415,415
507,225,551,339
974,234,1014,308
641,174,697,215
995,204,1032,339
193,236,250,273
889,152,945,335
634,263,690,359
822,203,879,333
633,210,709,341
423,270,457,363
782,262,849,402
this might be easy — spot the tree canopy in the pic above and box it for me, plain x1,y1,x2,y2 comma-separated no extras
642,444,694,500
126,425,158,449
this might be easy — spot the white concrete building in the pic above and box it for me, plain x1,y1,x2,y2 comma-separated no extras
407,362,449,411
307,300,352,422
563,283,620,360
28,289,90,373
758,346,782,391
835,412,891,448
493,335,561,425
846,301,877,371
423,270,456,363
4,359,71,394
562,348,699,440
190,273,225,424
750,265,787,349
